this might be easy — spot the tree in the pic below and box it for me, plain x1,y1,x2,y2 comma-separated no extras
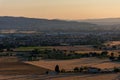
79,67,84,72
101,51,108,57
55,65,60,73
61,69,66,73
74,67,79,72
117,55,120,61
114,67,120,72
109,53,115,61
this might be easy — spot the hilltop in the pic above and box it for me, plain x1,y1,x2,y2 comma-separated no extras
0,16,98,32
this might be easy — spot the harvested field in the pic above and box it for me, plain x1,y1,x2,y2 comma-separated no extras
26,58,120,70
0,62,51,75
0,73,119,80
0,57,51,75
52,73,120,80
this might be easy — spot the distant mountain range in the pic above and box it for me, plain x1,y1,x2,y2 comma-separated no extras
0,16,120,32
80,18,120,25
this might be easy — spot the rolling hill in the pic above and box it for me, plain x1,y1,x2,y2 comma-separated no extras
0,16,98,32
80,18,120,25
1,16,120,32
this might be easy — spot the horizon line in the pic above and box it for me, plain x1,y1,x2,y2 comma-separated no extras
1,16,120,20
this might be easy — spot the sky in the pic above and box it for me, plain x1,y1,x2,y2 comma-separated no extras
0,0,120,20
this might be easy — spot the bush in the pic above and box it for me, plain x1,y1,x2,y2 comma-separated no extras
79,67,84,72
114,67,120,72
74,67,79,72
61,69,66,73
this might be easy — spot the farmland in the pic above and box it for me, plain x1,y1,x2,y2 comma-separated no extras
0,34,120,80
14,45,95,51
0,57,120,80
26,57,120,71
14,45,120,57
0,57,51,75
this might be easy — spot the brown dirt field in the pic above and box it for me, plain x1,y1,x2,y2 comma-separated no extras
0,57,51,75
50,45,96,51
52,73,120,80
0,62,51,75
0,73,119,80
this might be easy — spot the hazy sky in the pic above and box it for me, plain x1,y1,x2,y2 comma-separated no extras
0,0,120,19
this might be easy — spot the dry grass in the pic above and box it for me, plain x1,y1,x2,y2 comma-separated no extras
26,58,120,70
104,41,120,46
52,73,120,80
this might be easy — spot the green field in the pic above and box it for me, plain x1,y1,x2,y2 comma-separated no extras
15,46,120,57
15,46,51,51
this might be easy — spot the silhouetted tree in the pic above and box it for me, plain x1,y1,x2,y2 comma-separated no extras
55,65,60,73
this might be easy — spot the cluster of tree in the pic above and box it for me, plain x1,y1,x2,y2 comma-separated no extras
0,48,116,61
19,49,110,61
1,31,120,47
54,65,120,74
109,53,120,61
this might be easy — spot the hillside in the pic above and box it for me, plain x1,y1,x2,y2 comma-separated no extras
0,16,98,32
1,16,120,32
80,18,120,25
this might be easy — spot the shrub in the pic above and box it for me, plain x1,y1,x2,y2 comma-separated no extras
114,67,120,72
74,67,79,72
61,69,66,73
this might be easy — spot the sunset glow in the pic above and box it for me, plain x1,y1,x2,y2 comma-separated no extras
0,0,120,19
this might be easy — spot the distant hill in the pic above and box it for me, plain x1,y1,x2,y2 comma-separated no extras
0,16,98,32
1,16,120,32
80,18,120,25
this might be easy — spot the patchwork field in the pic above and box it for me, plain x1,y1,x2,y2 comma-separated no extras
0,57,120,80
24,57,120,80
